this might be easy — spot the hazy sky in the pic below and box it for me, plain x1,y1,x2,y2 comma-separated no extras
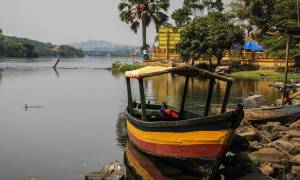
0,0,184,46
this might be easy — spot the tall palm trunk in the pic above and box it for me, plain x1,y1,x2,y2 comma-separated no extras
142,15,147,50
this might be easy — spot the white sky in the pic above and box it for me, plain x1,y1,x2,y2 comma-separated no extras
0,0,184,46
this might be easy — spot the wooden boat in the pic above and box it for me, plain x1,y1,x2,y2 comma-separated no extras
243,104,300,124
124,66,244,161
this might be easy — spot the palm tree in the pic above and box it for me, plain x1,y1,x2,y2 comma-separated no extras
118,0,170,50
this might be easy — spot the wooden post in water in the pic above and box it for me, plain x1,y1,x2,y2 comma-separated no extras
204,78,215,117
282,35,290,106
53,58,61,69
126,77,134,114
138,78,148,121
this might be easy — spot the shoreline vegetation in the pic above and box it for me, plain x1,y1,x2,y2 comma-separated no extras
112,60,300,81
231,70,300,81
112,61,146,73
111,60,172,73
0,34,84,58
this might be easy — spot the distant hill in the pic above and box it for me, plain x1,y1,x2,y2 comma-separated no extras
69,40,139,52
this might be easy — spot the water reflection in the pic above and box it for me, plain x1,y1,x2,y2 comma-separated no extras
116,113,128,148
124,141,211,180
138,74,282,111
0,68,3,86
53,69,60,79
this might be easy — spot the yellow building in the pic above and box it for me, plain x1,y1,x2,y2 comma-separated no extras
152,27,182,61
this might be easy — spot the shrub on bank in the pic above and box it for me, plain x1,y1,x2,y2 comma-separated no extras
112,61,146,73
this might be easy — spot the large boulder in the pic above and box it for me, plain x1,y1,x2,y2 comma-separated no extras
285,130,300,138
85,161,125,180
249,148,287,163
215,66,231,75
289,119,300,129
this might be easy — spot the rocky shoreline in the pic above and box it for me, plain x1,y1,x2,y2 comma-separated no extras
231,119,300,179
85,118,300,180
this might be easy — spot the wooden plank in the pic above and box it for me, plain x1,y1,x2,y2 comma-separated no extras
126,77,134,114
221,81,232,113
180,76,190,117
204,79,215,117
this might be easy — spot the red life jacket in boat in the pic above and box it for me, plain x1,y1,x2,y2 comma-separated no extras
162,108,179,119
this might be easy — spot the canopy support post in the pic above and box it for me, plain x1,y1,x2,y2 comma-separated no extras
204,78,215,117
126,77,134,114
138,78,148,121
221,81,232,113
180,76,190,118
282,35,291,106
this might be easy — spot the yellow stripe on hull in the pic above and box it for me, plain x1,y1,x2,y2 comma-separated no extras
127,120,233,145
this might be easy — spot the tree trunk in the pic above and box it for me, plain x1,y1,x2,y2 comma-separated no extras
217,57,222,66
208,57,212,70
142,15,147,50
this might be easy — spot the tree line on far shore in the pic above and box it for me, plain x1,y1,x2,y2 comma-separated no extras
0,29,84,58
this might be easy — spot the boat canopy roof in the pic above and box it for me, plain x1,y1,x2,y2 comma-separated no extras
125,66,232,82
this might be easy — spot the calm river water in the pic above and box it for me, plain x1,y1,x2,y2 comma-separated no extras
0,57,282,180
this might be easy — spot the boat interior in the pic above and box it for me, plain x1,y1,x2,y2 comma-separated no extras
131,101,201,121
125,66,234,122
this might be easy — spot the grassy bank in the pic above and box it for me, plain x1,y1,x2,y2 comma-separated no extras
111,61,171,73
231,70,300,81
112,62,146,73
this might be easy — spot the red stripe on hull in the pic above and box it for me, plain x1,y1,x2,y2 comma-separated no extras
128,131,226,160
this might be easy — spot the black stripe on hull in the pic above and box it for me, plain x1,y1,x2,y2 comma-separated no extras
125,109,243,132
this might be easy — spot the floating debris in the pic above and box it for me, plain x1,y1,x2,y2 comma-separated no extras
24,104,44,110
26,176,37,180
85,161,124,180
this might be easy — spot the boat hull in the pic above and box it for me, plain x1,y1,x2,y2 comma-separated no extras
125,108,243,160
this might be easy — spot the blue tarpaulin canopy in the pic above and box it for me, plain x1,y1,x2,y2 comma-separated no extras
243,41,265,51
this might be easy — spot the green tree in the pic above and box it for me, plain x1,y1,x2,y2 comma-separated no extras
23,43,38,58
171,7,192,27
0,29,4,57
177,12,244,66
118,0,170,50
228,0,253,36
229,0,292,34
57,45,84,58
171,0,224,26
229,0,300,60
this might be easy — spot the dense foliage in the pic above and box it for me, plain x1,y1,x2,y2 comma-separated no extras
118,0,170,50
171,0,223,27
0,31,84,58
229,0,300,60
174,0,300,63
177,12,244,65
56,45,84,58
173,1,243,65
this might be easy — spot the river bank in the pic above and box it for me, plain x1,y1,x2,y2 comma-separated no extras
231,70,300,81
112,60,300,82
